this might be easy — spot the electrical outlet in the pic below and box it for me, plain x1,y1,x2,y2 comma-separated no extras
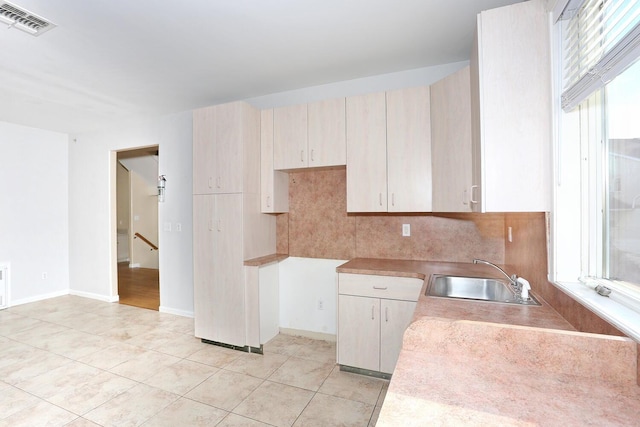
41,272,47,280
175,223,182,232
317,299,324,310
402,224,411,237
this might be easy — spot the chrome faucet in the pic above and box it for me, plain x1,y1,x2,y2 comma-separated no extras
473,259,530,300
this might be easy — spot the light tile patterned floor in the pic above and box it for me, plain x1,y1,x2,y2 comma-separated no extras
0,296,388,426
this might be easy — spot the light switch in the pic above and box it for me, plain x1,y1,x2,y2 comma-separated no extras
163,222,172,232
402,224,411,237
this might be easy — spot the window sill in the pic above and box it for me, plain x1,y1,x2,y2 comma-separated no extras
555,281,640,343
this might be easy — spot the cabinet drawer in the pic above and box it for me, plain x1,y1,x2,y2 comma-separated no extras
338,273,423,301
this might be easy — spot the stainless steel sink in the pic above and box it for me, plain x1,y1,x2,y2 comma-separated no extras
426,275,541,305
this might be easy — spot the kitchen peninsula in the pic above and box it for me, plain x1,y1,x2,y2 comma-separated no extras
337,258,640,426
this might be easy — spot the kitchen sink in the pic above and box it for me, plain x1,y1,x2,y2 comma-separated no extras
426,275,541,305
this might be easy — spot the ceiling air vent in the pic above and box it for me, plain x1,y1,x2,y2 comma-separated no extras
0,1,56,36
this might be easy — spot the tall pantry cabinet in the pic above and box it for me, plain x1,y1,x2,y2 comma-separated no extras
193,101,276,348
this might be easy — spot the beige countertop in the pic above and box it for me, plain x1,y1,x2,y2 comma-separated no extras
336,258,640,426
244,253,289,267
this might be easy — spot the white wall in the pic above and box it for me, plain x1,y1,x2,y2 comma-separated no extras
121,155,160,269
68,111,193,315
0,121,69,305
129,171,159,269
278,257,347,336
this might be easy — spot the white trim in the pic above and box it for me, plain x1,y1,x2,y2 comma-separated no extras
69,289,119,303
556,281,640,342
0,262,9,309
129,263,140,268
159,305,193,318
10,289,69,307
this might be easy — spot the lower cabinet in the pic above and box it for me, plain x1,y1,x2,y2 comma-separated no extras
245,261,280,349
193,194,245,347
337,273,422,375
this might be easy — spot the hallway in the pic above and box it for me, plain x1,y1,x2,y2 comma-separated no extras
118,263,159,311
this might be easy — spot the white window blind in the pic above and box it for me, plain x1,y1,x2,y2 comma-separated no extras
561,0,640,111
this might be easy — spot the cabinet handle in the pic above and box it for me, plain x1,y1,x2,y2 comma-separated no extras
371,305,375,320
385,306,389,322
208,220,214,231
216,176,221,189
379,193,383,206
217,219,222,232
301,150,304,163
266,196,271,207
311,149,315,162
470,185,478,204
373,286,388,290
208,177,214,188
391,193,395,207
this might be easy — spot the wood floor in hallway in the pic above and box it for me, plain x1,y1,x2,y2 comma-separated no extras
118,262,159,311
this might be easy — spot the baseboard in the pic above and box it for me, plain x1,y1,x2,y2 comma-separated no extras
279,327,337,342
10,289,70,307
129,263,141,268
69,289,119,303
159,305,194,318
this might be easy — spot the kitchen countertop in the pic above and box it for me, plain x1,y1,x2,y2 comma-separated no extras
336,258,640,426
244,253,289,267
337,258,574,331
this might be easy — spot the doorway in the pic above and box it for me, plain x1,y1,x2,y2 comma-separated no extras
116,146,160,310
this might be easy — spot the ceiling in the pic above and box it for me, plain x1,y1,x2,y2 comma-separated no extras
0,0,523,134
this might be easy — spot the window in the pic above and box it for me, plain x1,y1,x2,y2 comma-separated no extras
552,0,640,340
606,59,640,286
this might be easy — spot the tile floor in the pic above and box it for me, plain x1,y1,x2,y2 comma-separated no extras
0,296,388,426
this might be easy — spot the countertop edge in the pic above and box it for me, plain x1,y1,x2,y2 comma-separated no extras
244,253,289,267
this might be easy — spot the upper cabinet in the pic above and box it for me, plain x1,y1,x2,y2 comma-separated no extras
307,98,347,167
431,66,472,212
470,0,551,212
386,86,432,213
260,109,289,213
273,104,308,170
346,87,432,213
346,92,388,212
273,98,346,170
194,102,253,195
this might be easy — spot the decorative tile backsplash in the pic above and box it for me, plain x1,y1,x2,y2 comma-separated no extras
504,212,626,338
276,168,505,263
275,168,629,345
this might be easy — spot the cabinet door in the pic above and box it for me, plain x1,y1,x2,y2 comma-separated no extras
193,195,215,339
273,104,308,170
431,67,472,212
211,194,245,347
379,299,417,374
346,92,387,212
338,295,380,371
471,0,551,212
260,109,289,213
308,98,346,167
386,86,432,212
213,103,244,194
193,107,216,195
